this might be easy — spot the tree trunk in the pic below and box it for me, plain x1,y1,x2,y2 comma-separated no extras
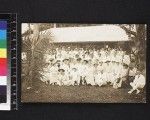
29,24,40,88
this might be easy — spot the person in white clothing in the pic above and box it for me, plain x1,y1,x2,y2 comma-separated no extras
86,63,96,86
95,70,107,86
128,71,146,94
113,64,128,89
58,69,71,86
80,60,88,85
22,52,27,61
48,63,59,85
60,59,70,75
70,68,80,85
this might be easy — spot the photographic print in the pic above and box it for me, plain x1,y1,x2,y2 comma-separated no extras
21,23,146,103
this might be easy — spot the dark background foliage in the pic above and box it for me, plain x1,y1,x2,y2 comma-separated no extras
0,0,150,120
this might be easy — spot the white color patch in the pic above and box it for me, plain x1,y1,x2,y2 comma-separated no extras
42,25,129,42
0,76,7,85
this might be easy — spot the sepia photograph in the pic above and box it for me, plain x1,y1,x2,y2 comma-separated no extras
21,23,146,103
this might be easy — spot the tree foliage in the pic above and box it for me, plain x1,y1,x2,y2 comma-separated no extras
119,24,146,70
22,24,52,88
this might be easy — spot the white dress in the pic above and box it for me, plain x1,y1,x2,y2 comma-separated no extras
86,66,95,85
58,73,72,86
49,66,59,84
95,73,107,86
70,71,80,85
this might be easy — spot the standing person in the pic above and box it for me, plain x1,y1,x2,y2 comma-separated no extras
70,58,77,70
84,51,91,61
61,47,67,60
60,59,70,75
73,48,78,59
93,49,99,60
40,63,51,84
110,48,115,62
123,51,130,65
56,48,62,61
107,61,115,85
79,60,88,85
128,71,145,94
69,49,74,59
98,61,103,72
101,49,107,63
112,62,122,88
75,58,82,84
86,62,96,86
48,62,59,85
113,64,128,88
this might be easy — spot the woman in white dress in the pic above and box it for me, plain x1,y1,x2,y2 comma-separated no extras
86,62,96,86
95,70,107,86
70,68,80,85
58,69,71,86
48,63,59,85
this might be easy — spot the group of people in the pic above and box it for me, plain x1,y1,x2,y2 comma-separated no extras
38,45,146,94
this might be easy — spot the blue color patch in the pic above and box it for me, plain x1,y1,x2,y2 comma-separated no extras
0,21,7,30
0,30,6,40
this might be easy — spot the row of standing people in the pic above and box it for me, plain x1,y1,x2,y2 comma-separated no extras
45,47,130,65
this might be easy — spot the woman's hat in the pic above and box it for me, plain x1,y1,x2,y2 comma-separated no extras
58,69,65,72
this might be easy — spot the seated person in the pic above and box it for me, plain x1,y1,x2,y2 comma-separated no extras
69,68,80,85
95,70,107,86
58,69,72,86
128,71,146,94
113,64,129,89
129,65,137,80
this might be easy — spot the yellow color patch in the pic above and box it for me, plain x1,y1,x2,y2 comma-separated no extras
0,49,7,58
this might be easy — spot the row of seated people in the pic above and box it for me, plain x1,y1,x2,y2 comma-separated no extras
40,56,145,94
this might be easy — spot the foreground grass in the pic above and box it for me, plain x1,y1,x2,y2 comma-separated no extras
21,80,146,103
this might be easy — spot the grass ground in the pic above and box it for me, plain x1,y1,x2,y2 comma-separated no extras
21,80,146,103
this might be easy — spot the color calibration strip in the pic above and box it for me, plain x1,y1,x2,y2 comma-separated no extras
0,21,7,103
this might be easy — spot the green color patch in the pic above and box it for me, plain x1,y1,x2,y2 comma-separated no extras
0,40,7,48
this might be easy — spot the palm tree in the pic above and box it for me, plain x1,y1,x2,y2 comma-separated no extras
22,23,53,90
